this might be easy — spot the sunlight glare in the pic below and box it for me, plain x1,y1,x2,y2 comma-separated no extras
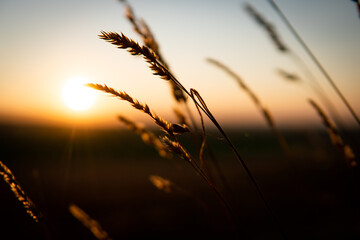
62,76,96,111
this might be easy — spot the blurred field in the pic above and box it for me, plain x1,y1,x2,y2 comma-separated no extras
1,124,360,239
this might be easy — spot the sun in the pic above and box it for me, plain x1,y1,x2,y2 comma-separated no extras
62,76,96,111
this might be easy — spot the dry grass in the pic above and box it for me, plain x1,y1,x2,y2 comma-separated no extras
82,3,358,238
207,58,289,155
276,69,301,82
309,99,356,167
93,30,285,234
173,107,189,126
97,31,212,124
96,32,242,165
118,0,187,104
1,2,358,239
0,160,43,223
121,1,186,103
69,204,111,240
86,81,236,218
98,31,191,107
90,2,358,237
86,83,189,137
266,0,360,126
149,175,174,193
244,3,288,52
245,1,346,131
118,115,171,158
149,174,208,209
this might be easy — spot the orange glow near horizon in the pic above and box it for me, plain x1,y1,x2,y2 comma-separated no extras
0,0,359,129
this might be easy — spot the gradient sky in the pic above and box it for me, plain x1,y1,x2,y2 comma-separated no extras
0,0,359,129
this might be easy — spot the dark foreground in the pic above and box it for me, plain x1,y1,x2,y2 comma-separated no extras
1,124,360,239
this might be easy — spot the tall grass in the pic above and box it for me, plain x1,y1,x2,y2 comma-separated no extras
0,160,43,223
309,99,356,167
87,81,243,230
117,115,171,158
84,2,359,237
89,27,289,236
207,57,289,155
3,1,359,238
121,0,186,104
266,0,360,126
69,204,112,240
244,2,347,131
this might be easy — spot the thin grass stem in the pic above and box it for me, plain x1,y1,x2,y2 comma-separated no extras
0,160,43,223
267,0,360,126
207,58,290,156
69,204,112,240
98,31,284,237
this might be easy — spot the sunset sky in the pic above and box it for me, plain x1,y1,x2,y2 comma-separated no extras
0,0,359,129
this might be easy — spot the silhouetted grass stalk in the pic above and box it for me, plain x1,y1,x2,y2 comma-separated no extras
267,0,360,126
97,31,284,236
288,50,346,131
189,88,218,186
86,83,189,138
149,174,208,208
0,160,43,222
69,204,112,240
245,2,349,131
120,0,206,142
309,99,356,167
161,136,236,222
277,64,346,136
207,58,289,155
118,115,171,158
